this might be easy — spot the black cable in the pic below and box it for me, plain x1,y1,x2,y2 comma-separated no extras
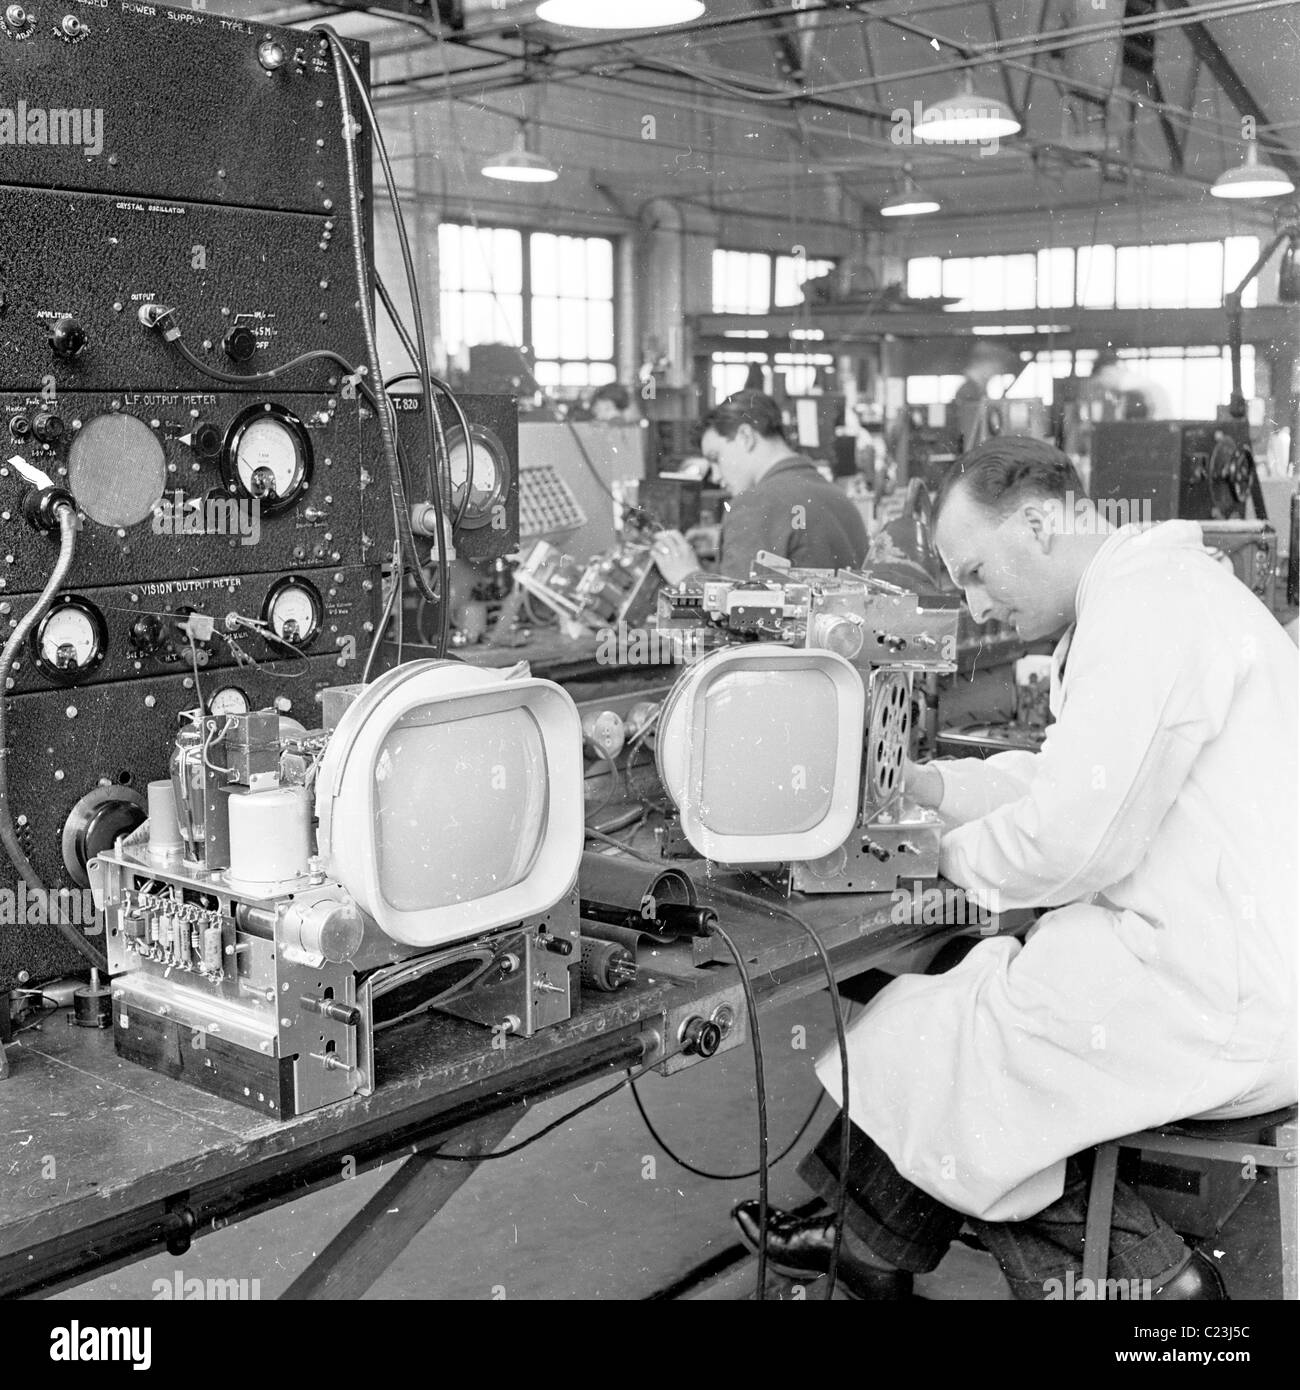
186,633,206,712
583,825,662,863
170,337,359,387
316,28,447,656
383,375,464,535
376,275,475,534
362,548,401,684
773,919,851,1302
0,504,107,973
583,748,624,820
430,1044,690,1163
324,36,450,653
561,415,670,536
630,1079,824,1181
579,831,852,1298
706,919,769,1301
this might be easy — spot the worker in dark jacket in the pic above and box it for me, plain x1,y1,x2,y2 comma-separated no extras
651,391,869,583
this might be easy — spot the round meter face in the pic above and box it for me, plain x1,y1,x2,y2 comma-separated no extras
210,686,251,718
222,404,312,515
445,425,508,529
32,598,108,683
263,577,323,647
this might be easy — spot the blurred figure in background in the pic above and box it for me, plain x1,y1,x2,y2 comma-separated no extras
589,382,639,424
951,341,1011,449
1087,350,1169,421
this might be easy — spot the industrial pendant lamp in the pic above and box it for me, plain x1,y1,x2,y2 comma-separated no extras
535,1,705,28
881,166,940,217
1211,142,1294,200
481,120,558,183
914,71,1021,143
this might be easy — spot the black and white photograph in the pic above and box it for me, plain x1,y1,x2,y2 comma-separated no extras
0,0,1297,1346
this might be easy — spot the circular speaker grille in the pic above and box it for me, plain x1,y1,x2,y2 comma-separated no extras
867,672,911,803
67,414,167,528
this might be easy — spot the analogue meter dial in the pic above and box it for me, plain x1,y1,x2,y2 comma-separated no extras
262,577,323,648
445,424,508,529
210,686,251,718
221,403,312,515
32,597,108,683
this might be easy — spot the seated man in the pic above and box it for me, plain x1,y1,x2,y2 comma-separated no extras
733,435,1297,1299
650,391,868,583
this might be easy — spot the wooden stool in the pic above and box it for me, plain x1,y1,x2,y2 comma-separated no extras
1083,1105,1298,1299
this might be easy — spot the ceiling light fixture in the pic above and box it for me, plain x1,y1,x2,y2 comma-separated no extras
535,0,705,29
881,166,940,217
914,72,1021,144
481,121,558,183
1211,142,1295,200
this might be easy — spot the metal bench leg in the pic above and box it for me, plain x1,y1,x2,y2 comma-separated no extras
1276,1121,1297,1302
1083,1144,1120,1294
280,1105,524,1300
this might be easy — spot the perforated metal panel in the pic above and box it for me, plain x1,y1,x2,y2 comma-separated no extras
867,670,911,806
519,463,587,543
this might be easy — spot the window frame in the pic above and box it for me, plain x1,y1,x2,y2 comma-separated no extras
438,220,621,392
713,247,838,315
906,236,1260,313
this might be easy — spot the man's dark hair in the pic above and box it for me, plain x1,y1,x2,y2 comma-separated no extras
700,390,787,443
933,435,1086,525
591,382,630,411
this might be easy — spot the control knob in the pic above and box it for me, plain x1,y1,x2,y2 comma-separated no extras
48,317,87,360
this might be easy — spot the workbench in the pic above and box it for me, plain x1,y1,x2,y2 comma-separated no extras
0,859,1014,1301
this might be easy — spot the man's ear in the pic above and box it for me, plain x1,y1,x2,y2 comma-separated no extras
737,423,757,452
1022,499,1059,551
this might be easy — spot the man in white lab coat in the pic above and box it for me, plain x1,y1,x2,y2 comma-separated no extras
733,436,1297,1299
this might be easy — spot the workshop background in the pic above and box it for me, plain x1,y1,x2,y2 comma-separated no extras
1,0,1295,1309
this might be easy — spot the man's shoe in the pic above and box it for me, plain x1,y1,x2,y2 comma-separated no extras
1151,1250,1228,1301
731,1201,913,1300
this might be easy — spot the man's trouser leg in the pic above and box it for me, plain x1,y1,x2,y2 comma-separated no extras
797,1113,1189,1296
967,1152,1190,1299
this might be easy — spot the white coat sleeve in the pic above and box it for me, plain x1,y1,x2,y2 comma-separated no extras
939,590,1237,910
934,750,1040,825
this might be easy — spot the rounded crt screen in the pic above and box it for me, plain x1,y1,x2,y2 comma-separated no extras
374,706,548,910
698,670,840,836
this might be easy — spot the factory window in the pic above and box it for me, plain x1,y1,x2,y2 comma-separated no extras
941,255,1037,311
713,249,837,314
775,253,837,307
438,223,617,392
438,224,525,352
1036,248,1076,310
904,375,966,406
1075,244,1116,308
906,257,942,301
913,346,1256,420
710,350,836,405
1111,346,1256,419
530,233,617,390
1003,349,1079,401
906,237,1259,313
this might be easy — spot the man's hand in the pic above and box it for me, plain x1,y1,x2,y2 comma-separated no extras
650,530,702,585
904,757,944,810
